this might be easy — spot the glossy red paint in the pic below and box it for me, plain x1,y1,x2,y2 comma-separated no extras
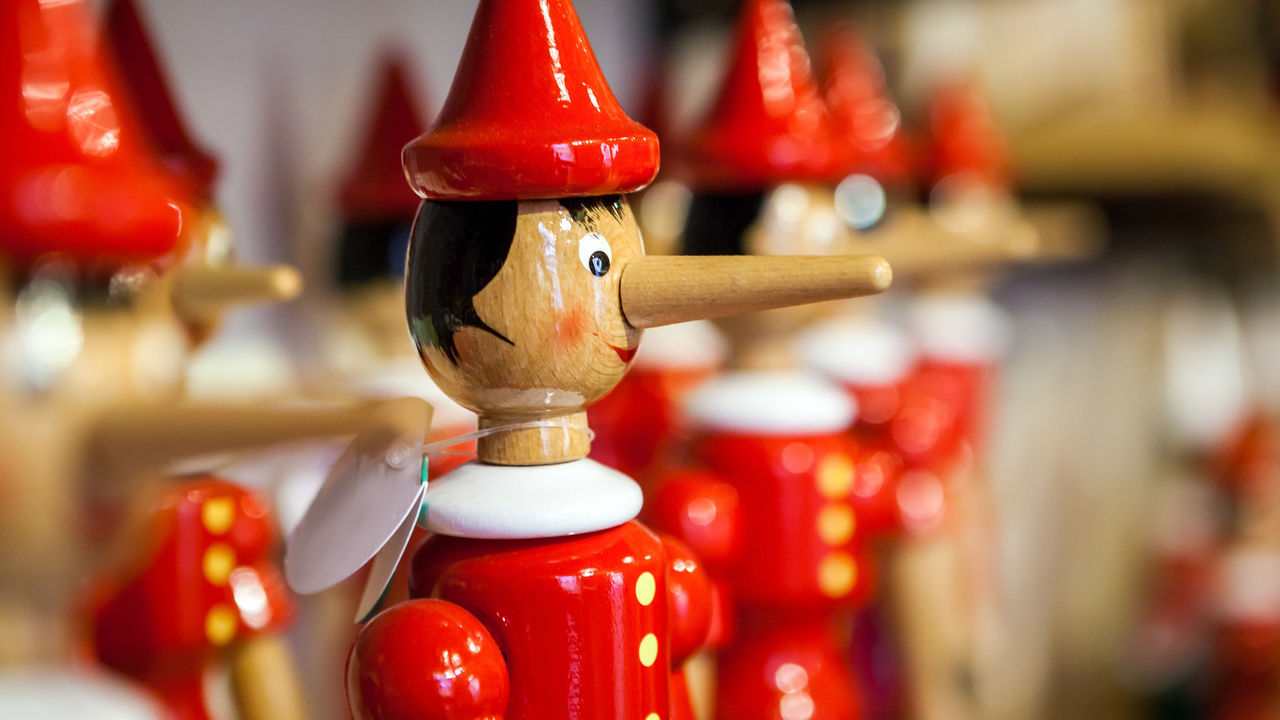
92,478,293,720
348,599,509,720
891,359,990,473
695,432,878,608
104,0,218,200
340,55,430,221
396,520,701,720
817,25,914,191
662,533,714,663
686,0,851,190
717,614,865,720
0,0,190,267
925,82,1012,190
402,0,659,201
648,427,893,719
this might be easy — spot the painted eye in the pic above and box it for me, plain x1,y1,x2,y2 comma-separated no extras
578,232,612,277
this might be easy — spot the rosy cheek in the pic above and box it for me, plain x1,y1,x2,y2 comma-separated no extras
555,307,587,346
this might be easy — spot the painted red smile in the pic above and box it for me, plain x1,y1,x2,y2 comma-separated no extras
609,344,637,363
594,333,637,363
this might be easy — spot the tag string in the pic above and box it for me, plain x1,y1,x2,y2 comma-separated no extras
385,419,596,469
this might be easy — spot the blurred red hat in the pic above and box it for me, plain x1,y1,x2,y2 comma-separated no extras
340,54,429,221
925,81,1012,190
403,0,659,201
104,0,219,200
686,0,850,191
817,25,914,190
0,0,191,269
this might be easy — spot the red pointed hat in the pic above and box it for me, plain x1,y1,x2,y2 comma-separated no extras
686,0,851,190
817,26,913,189
925,81,1012,189
0,0,190,268
105,0,219,199
403,0,659,201
340,54,429,220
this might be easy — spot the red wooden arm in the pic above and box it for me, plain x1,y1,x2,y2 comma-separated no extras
660,533,712,665
347,599,508,720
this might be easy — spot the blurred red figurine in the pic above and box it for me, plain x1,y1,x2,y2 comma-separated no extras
92,479,302,720
818,25,915,199
645,2,897,718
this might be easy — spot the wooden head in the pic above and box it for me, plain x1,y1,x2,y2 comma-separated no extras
406,192,890,465
407,196,643,464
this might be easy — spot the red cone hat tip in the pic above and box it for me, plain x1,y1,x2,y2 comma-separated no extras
105,0,219,199
818,25,914,187
402,0,658,201
341,54,429,220
1,0,190,268
927,82,1012,189
686,0,851,190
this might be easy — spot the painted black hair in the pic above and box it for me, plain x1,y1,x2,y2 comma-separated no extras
406,195,626,365
681,190,768,256
559,195,626,228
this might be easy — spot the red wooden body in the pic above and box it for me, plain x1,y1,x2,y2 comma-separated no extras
650,427,897,720
92,478,293,720
350,519,710,720
890,359,988,473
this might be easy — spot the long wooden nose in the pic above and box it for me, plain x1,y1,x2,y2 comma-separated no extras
620,254,892,329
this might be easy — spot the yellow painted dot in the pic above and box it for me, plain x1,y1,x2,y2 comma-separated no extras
645,714,661,720
201,498,235,535
816,504,856,546
205,604,237,646
817,552,857,598
815,455,855,499
202,543,236,586
638,633,659,667
635,572,656,607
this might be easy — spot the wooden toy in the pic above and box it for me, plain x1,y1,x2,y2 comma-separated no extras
0,3,432,718
90,477,302,720
817,25,914,199
281,2,892,719
86,5,310,719
633,3,907,719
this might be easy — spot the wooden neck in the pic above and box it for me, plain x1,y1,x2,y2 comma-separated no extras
477,411,591,466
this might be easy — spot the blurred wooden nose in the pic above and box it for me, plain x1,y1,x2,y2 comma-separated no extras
620,254,892,329
170,264,303,321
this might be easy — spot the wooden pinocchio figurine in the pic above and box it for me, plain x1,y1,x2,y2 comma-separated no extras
285,1,891,719
90,478,299,720
0,0,198,684
0,1,430,716
637,3,902,719
87,4,309,720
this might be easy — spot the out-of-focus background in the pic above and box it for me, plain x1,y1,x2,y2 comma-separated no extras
9,0,1280,719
